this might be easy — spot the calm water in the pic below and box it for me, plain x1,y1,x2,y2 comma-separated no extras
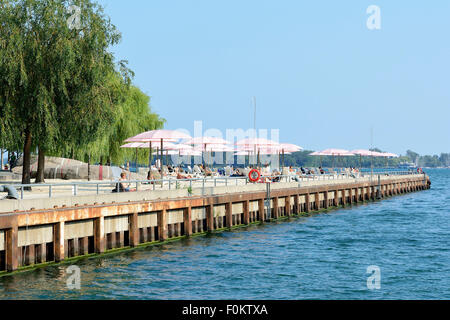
1,169,449,300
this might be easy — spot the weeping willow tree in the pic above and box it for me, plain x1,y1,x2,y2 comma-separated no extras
0,0,146,183
66,83,165,166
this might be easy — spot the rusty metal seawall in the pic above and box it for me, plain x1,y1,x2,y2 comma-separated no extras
0,174,430,274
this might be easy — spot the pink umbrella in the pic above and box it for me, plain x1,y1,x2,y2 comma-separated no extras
279,143,303,153
125,130,192,170
153,150,202,156
235,138,279,147
236,138,280,166
185,136,231,166
165,143,194,151
381,152,399,158
315,149,355,156
193,144,235,166
184,136,230,146
310,149,355,168
350,149,385,168
195,144,234,152
278,143,302,167
350,149,385,157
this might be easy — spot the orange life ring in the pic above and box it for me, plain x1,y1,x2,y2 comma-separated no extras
248,169,261,183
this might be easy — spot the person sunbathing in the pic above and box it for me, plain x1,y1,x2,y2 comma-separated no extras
177,169,192,179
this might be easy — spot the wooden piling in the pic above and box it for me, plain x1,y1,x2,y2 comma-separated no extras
226,202,233,228
158,209,167,241
94,216,105,254
53,222,65,262
184,207,192,237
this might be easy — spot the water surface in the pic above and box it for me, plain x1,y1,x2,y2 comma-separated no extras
0,169,448,300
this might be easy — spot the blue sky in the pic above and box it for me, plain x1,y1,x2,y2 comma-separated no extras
97,0,450,155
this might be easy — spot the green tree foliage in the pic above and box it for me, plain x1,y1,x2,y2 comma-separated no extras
0,0,122,183
0,0,165,182
66,83,165,166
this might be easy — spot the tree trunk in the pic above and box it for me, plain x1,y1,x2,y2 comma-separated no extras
88,153,91,181
35,146,45,183
22,128,32,188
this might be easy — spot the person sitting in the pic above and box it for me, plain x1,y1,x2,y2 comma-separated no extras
113,172,130,192
271,170,281,182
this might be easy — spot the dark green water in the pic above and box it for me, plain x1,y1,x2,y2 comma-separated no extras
0,169,448,299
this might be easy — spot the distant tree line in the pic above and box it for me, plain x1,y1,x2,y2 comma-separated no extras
283,149,450,168
0,0,164,184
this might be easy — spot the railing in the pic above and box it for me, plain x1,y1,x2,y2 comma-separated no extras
0,170,418,200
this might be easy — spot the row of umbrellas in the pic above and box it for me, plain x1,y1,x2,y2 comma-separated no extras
310,149,398,158
120,130,303,170
309,148,400,168
120,129,400,171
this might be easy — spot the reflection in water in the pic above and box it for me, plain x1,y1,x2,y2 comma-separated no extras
1,169,449,300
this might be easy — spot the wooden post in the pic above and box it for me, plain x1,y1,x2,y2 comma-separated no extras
305,193,310,213
258,199,265,222
72,237,79,256
53,221,65,262
94,216,105,254
117,231,124,248
26,244,35,265
272,197,279,219
5,227,18,272
158,209,168,241
294,194,299,214
315,192,320,210
206,204,214,232
226,202,233,228
342,190,347,206
243,200,250,225
285,196,291,217
107,232,115,250
80,237,89,255
36,243,46,264
129,212,139,247
324,190,329,209
348,189,353,205
334,190,339,206
354,188,359,203
184,207,192,236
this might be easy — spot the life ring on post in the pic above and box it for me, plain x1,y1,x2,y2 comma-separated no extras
248,169,261,183
417,168,423,174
